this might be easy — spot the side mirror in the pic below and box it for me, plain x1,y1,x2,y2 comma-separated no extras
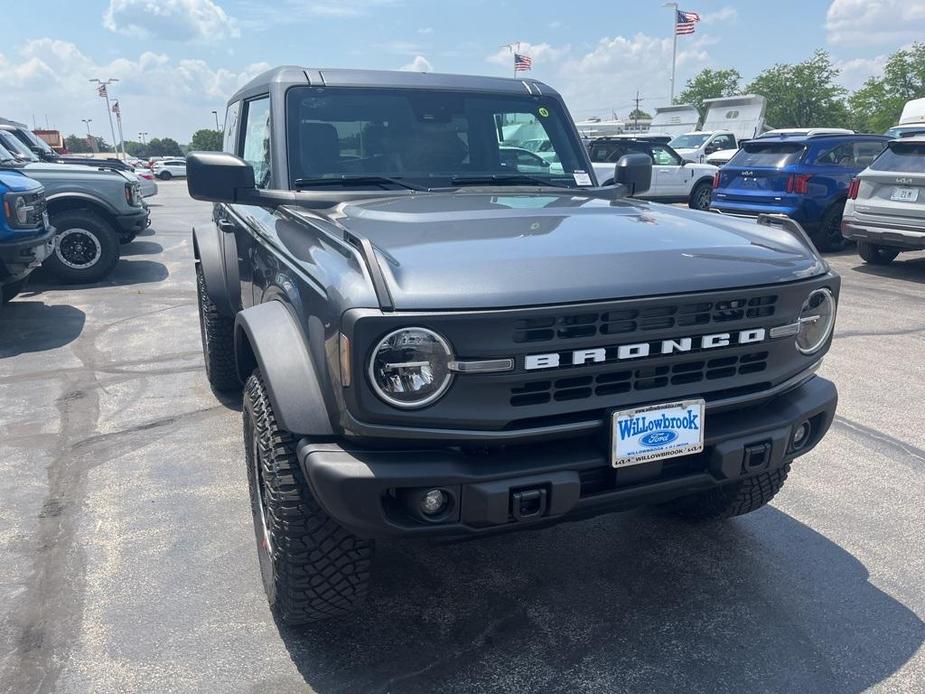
187,151,256,203
613,153,652,196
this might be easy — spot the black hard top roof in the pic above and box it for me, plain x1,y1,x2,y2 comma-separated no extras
229,66,558,104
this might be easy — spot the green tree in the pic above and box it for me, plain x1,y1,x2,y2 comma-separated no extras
123,140,149,158
678,68,742,119
189,129,223,151
848,43,925,133
146,137,183,156
63,134,110,154
627,108,652,121
746,50,849,128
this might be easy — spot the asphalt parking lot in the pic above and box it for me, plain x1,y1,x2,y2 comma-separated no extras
1,180,923,693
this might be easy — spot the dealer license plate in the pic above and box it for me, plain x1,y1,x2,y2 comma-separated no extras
611,399,705,468
891,187,918,202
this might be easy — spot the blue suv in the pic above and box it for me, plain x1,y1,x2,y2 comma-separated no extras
711,133,889,250
0,164,54,305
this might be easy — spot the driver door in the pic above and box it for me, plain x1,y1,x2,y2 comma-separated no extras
650,145,688,197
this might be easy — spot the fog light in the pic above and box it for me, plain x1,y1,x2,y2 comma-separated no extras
792,421,811,449
420,488,448,516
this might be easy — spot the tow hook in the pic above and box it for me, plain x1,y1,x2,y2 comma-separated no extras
511,488,548,521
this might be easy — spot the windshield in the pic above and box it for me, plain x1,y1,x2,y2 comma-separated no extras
0,141,21,164
728,142,805,168
17,127,56,156
669,133,709,149
0,130,38,161
870,142,925,173
285,87,590,189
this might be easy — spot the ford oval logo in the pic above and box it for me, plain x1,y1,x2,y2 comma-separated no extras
639,430,678,447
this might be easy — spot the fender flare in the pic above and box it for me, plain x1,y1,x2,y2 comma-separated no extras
234,301,333,436
46,191,120,216
192,224,236,316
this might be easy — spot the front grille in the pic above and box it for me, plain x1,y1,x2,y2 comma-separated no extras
513,295,778,344
511,351,769,407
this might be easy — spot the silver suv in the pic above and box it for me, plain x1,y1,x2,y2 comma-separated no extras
842,136,925,265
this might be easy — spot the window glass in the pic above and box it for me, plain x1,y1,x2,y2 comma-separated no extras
242,97,272,188
815,141,885,168
870,143,925,173
223,101,240,154
712,134,735,150
285,87,588,188
728,143,805,168
650,145,681,166
669,133,710,149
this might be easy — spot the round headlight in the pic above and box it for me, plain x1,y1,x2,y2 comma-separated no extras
796,288,836,354
368,328,454,408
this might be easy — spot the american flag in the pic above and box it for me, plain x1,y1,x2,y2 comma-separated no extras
97,84,108,97
111,100,120,115
675,9,701,35
514,53,533,72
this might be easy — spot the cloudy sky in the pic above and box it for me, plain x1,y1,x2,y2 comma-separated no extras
1,0,921,143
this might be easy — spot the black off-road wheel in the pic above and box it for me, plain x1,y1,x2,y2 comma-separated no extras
857,240,900,265
196,265,239,392
244,372,373,624
1,278,27,304
662,464,791,522
811,203,847,252
689,180,713,211
44,210,120,283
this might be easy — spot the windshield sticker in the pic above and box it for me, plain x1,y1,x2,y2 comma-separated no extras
538,107,549,118
573,171,592,186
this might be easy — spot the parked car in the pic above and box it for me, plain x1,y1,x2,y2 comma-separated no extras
0,161,55,304
0,138,149,282
152,158,187,179
0,118,59,162
711,133,889,251
589,137,717,209
132,168,159,197
669,95,769,166
842,136,925,264
187,66,839,624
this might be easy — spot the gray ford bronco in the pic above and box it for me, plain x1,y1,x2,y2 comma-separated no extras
188,67,839,624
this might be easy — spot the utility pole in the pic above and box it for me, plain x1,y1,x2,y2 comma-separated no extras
664,2,678,103
211,110,220,131
89,78,120,157
632,90,645,130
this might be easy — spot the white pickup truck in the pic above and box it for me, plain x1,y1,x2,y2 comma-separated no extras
588,137,717,210
662,95,769,166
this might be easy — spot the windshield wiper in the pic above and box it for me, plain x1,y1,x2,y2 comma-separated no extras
293,175,427,192
449,174,572,189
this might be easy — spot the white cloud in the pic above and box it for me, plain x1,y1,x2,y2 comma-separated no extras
702,6,738,24
103,0,239,41
826,0,925,46
0,39,266,141
400,56,432,72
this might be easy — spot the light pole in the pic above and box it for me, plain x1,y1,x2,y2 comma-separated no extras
211,110,220,131
89,78,120,156
139,132,148,145
81,119,95,153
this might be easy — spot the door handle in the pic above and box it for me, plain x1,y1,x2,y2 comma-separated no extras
217,219,235,234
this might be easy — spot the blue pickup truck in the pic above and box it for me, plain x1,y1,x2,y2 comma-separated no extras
0,165,54,304
711,133,889,251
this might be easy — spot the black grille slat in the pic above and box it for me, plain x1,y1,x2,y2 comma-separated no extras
510,352,771,407
512,294,778,344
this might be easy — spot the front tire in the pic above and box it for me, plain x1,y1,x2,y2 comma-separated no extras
688,180,713,211
196,265,239,392
857,240,900,265
244,372,373,624
44,210,120,284
811,203,847,252
662,464,791,522
158,170,172,180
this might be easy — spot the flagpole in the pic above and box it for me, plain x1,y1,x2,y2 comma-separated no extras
90,78,120,157
664,2,678,103
115,106,126,161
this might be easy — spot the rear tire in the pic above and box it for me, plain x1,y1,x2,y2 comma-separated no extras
662,464,791,522
811,203,847,252
1,278,27,304
243,372,373,624
688,180,713,211
196,265,239,392
43,210,120,284
158,170,172,180
857,240,900,265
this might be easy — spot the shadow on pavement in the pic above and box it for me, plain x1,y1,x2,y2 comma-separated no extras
121,240,164,257
851,256,925,284
276,507,924,693
0,301,86,358
29,258,169,290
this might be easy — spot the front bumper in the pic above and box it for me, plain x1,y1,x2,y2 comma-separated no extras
300,376,837,538
115,207,150,234
842,218,925,250
0,227,56,280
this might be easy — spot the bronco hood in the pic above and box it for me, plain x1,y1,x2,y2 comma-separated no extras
324,192,826,310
